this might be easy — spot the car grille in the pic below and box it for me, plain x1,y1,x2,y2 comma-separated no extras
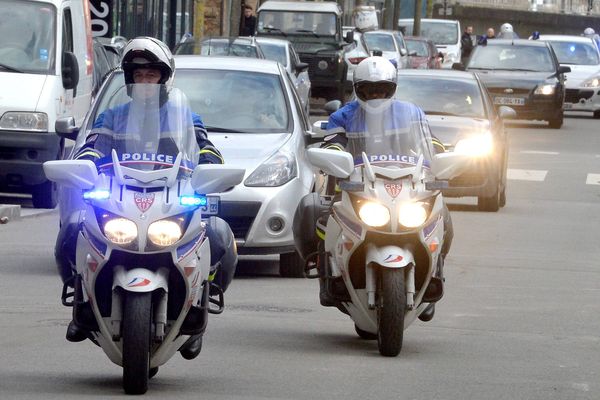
218,201,262,240
565,89,594,103
487,87,531,95
299,53,338,78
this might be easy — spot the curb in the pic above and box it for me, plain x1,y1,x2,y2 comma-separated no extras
0,205,21,224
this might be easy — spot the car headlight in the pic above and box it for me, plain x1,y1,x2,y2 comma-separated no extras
148,220,183,246
103,218,138,245
245,150,297,187
443,52,458,63
454,131,493,157
358,202,390,227
534,84,556,95
398,202,428,228
581,76,600,88
0,112,48,132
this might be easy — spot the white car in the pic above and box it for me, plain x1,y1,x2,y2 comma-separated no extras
539,35,600,118
174,56,317,277
398,18,461,69
255,37,312,115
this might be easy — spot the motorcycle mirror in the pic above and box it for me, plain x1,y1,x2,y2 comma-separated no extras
191,164,245,194
306,148,354,179
43,160,98,189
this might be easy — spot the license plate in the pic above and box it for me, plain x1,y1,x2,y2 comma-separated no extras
200,196,220,215
494,96,525,106
563,102,573,109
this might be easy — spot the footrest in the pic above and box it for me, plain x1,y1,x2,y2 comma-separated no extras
61,275,76,307
208,283,224,314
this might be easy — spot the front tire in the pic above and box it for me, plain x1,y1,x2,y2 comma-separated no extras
594,110,600,119
122,292,152,395
279,252,306,278
31,180,57,209
377,268,406,357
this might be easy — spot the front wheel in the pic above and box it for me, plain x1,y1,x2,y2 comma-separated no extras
279,252,306,278
122,292,152,395
377,268,406,357
31,180,57,209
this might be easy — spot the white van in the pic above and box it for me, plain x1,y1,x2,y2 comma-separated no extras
398,18,461,69
0,0,93,208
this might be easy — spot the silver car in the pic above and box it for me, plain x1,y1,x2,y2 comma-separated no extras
173,56,317,277
255,37,312,115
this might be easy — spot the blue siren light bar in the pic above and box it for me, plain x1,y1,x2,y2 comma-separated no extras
180,195,208,206
83,190,111,200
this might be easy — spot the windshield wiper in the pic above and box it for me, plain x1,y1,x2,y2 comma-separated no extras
0,63,23,73
263,27,287,37
294,29,320,38
205,126,250,133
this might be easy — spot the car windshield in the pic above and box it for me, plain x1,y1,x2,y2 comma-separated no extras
258,41,288,67
257,11,337,36
399,21,458,45
468,45,555,72
547,41,600,65
0,0,56,73
345,104,435,170
395,76,486,119
88,84,199,177
176,38,260,57
406,40,429,57
364,33,396,52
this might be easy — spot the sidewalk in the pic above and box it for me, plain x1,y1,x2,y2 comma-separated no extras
0,204,57,224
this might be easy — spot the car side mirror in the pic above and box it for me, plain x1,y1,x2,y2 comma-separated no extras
452,62,465,71
62,51,80,95
324,100,342,115
296,62,309,73
55,117,79,141
498,106,517,119
557,65,571,75
345,31,354,44
400,48,407,56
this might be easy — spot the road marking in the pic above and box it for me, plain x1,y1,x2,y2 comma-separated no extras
520,150,559,155
586,174,600,185
507,169,548,181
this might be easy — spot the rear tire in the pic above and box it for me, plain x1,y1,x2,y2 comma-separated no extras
122,292,152,395
377,268,406,357
279,252,306,278
31,180,57,209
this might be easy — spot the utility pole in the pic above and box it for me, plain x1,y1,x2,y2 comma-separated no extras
414,0,423,36
384,0,394,29
393,0,401,30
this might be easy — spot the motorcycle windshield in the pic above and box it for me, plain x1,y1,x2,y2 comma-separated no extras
345,101,435,169
91,84,200,176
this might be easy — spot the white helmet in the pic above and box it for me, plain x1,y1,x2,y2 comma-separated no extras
584,27,596,36
353,56,397,113
501,23,514,34
121,36,175,87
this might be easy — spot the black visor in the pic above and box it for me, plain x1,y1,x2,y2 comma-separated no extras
354,81,397,101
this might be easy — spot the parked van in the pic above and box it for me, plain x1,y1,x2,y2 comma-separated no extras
398,18,461,69
0,0,93,208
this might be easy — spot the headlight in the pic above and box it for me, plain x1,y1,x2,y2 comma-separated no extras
454,131,493,157
581,76,600,88
398,202,428,228
534,84,556,95
148,220,183,246
104,218,138,245
245,150,297,187
443,52,459,63
358,202,390,227
0,112,48,131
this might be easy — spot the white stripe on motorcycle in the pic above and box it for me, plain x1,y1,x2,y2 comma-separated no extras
507,169,548,182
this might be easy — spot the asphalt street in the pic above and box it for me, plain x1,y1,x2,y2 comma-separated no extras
0,113,599,399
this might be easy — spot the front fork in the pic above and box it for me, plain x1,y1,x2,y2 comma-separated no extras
365,243,416,310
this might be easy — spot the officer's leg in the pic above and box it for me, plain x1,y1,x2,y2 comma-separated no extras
205,216,238,294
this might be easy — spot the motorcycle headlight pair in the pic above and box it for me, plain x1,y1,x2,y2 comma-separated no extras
357,201,429,228
99,211,187,247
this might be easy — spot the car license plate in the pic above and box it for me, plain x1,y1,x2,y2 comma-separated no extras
563,102,573,109
201,196,220,215
494,96,525,106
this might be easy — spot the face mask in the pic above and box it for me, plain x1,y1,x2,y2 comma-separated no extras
359,98,392,114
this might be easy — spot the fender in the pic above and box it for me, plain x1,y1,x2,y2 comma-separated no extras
113,266,169,293
365,243,414,269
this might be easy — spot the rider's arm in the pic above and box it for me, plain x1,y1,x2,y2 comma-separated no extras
321,104,353,151
74,110,114,161
193,112,224,164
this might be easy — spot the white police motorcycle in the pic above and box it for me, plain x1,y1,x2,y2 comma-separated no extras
295,108,471,357
44,84,244,394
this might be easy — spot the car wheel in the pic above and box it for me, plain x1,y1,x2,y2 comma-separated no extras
31,180,58,209
548,112,563,129
594,110,600,119
279,252,306,278
499,186,506,208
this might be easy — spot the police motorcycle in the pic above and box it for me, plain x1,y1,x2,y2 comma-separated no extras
43,84,244,394
294,107,470,357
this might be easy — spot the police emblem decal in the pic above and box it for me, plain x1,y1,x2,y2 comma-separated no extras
384,182,402,198
134,192,155,212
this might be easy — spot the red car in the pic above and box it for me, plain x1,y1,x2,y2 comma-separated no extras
404,36,443,69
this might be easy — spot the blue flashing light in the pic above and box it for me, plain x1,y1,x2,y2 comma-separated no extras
569,45,576,52
180,195,208,206
83,190,111,200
